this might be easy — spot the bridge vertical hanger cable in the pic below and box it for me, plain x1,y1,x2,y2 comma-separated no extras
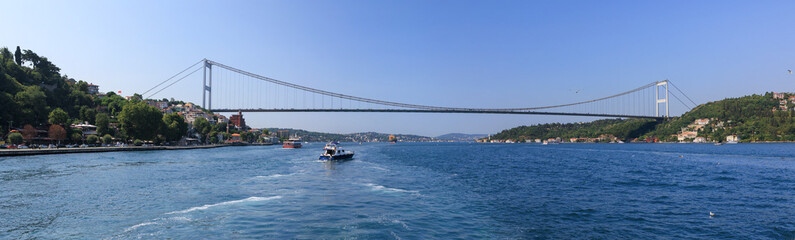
182,59,692,119
207,59,663,112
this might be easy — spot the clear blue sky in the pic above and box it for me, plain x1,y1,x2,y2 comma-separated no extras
2,1,794,136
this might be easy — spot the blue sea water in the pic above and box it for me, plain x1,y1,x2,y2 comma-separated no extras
0,143,794,239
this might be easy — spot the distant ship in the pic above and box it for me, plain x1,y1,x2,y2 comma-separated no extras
283,135,302,148
388,135,397,143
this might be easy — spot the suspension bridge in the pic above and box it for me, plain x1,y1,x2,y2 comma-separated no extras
143,59,697,120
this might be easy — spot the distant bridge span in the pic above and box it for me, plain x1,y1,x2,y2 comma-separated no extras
210,108,666,120
144,59,697,119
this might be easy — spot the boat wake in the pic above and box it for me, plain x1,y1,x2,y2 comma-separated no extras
363,183,420,195
166,196,282,215
121,196,281,236
124,216,190,232
252,173,296,179
358,161,390,171
124,221,157,232
245,170,306,182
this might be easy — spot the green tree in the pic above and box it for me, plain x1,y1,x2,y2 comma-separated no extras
0,47,11,63
208,130,219,143
86,135,98,144
15,86,49,124
193,117,211,141
240,131,251,143
102,134,113,145
118,102,163,141
14,46,22,66
7,132,23,145
70,132,82,142
48,108,69,125
95,113,110,136
79,106,97,124
162,113,187,142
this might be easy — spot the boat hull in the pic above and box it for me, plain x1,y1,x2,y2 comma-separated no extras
283,142,302,148
319,153,354,161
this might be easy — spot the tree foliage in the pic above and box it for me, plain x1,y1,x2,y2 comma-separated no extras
48,108,69,125
192,117,211,141
48,124,67,142
491,93,795,143
491,119,660,141
95,113,110,136
7,132,23,145
86,135,98,144
102,134,113,144
22,124,37,141
15,86,49,124
643,93,791,142
162,113,187,142
70,132,82,142
0,47,199,144
14,46,22,66
118,102,163,141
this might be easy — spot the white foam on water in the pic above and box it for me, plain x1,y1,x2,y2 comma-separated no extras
253,173,289,179
248,170,304,181
166,196,282,215
364,183,419,194
367,166,389,171
166,216,191,221
392,219,411,230
358,161,390,171
124,221,157,232
391,231,403,240
123,216,192,233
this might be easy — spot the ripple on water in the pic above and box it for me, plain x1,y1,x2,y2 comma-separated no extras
2,143,794,239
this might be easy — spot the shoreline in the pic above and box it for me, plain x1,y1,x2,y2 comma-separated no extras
0,144,235,157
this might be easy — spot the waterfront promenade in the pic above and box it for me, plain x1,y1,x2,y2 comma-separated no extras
0,144,229,157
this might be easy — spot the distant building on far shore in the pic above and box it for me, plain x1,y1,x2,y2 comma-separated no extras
87,84,99,95
230,111,246,128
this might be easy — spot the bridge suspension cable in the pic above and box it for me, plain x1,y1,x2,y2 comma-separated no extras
667,81,698,107
146,65,203,99
142,59,204,97
205,59,672,114
144,59,695,119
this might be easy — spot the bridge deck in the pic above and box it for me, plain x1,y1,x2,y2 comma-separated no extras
210,108,666,120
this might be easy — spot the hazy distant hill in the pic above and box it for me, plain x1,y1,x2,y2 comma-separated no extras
436,133,487,142
266,128,435,142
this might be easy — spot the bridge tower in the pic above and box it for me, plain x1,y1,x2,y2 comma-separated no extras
656,80,669,118
202,59,212,110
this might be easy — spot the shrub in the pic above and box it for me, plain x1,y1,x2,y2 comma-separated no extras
7,132,23,145
102,134,113,145
86,135,98,144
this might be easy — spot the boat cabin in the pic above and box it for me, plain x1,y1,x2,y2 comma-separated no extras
325,148,347,155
